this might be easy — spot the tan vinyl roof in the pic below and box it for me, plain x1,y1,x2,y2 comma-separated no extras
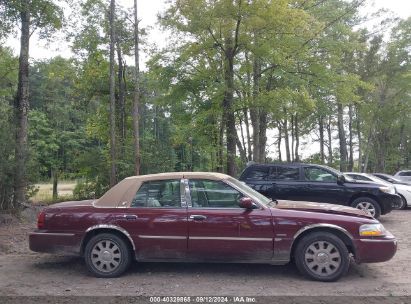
94,172,231,208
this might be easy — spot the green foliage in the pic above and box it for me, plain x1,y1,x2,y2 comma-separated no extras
0,47,17,209
1,1,411,209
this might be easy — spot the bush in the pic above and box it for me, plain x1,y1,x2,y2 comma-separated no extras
73,178,108,200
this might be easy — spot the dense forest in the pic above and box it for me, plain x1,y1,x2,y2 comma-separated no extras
0,0,410,211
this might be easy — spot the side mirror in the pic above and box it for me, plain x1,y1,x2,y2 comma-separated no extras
239,197,258,209
337,174,346,185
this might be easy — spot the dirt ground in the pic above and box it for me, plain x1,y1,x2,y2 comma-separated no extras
0,208,410,297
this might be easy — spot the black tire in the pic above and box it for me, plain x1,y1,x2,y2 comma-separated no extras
397,195,407,210
351,197,381,219
294,232,350,282
84,233,131,278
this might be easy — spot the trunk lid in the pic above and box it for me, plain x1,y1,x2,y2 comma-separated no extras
47,199,95,209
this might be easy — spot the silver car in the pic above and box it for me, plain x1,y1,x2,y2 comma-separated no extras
394,170,411,182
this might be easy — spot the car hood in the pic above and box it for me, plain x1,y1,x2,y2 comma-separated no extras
276,200,373,218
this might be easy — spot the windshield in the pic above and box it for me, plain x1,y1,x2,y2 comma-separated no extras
226,177,272,206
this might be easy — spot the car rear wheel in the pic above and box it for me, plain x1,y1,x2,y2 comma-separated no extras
351,197,381,218
84,233,131,278
294,232,350,282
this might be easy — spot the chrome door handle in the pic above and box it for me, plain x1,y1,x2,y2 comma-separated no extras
189,215,207,221
121,214,138,221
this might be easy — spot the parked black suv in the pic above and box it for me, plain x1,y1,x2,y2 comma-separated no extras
239,163,400,218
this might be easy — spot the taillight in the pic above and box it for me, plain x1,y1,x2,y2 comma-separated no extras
37,211,46,229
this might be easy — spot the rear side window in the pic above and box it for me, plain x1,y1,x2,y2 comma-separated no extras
131,179,181,208
269,166,300,181
243,167,269,180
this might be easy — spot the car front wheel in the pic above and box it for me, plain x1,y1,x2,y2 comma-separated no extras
396,195,407,210
294,232,350,282
84,233,131,278
351,197,381,218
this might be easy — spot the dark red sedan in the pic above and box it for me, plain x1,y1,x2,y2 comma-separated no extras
29,172,397,281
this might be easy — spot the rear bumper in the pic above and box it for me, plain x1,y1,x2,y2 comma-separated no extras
29,230,82,255
354,233,397,263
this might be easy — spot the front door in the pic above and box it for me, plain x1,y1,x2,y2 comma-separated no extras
186,179,274,261
301,166,347,204
116,179,188,260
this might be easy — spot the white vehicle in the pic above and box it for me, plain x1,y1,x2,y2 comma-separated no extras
394,170,411,182
345,172,410,209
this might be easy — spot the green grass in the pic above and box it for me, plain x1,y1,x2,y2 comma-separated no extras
31,181,77,204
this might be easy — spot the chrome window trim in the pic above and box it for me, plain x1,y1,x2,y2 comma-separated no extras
85,224,136,250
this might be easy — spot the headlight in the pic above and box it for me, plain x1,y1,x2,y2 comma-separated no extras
359,223,386,236
379,186,396,194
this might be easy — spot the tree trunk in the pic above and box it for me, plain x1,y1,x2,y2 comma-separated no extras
243,108,252,161
217,114,224,173
223,36,236,176
109,0,117,187
13,2,30,208
348,105,354,171
250,57,261,162
238,112,248,161
244,52,252,161
327,115,333,164
277,124,282,162
116,41,126,142
319,115,325,164
236,132,247,164
52,169,58,200
294,114,299,162
283,117,291,162
337,102,348,171
291,115,295,161
356,106,362,171
258,111,267,162
132,0,141,175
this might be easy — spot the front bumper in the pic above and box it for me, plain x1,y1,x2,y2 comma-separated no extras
29,230,82,254
379,193,401,214
354,232,397,263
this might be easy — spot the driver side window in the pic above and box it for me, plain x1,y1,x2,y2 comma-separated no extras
189,179,243,208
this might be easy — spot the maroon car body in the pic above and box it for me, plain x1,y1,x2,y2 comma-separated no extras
29,172,397,281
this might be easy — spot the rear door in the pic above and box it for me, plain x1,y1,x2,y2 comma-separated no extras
267,165,306,201
186,178,274,261
115,179,188,260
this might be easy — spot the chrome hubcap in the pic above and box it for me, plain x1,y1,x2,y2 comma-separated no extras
355,202,376,216
304,241,341,277
91,240,121,272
